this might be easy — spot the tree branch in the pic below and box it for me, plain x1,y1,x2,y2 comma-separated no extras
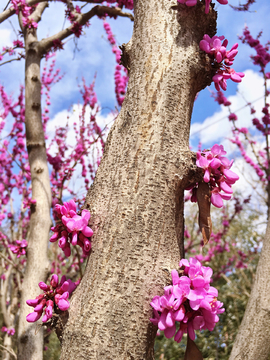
29,1,48,23
0,7,15,24
0,344,17,359
0,252,24,277
38,5,134,54
0,56,24,67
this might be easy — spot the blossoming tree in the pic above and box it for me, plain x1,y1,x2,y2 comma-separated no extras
1,0,268,359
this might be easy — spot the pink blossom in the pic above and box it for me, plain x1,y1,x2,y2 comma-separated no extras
26,274,79,323
9,239,27,257
190,144,239,208
50,199,93,257
150,258,224,342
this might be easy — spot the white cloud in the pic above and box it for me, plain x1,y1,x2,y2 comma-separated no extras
190,69,266,148
0,29,12,48
46,103,116,197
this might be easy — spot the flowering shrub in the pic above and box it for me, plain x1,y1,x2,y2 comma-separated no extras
150,258,224,342
188,144,239,208
26,274,79,323
200,35,244,91
50,199,93,257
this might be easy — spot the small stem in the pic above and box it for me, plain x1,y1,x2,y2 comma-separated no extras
75,246,83,278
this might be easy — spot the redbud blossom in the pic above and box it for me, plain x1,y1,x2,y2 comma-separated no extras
200,35,244,91
177,0,228,13
150,258,224,342
50,199,93,257
1,327,15,336
26,274,79,323
9,239,27,258
188,144,239,208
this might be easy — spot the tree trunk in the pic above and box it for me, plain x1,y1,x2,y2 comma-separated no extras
229,212,270,359
17,28,52,360
60,1,216,359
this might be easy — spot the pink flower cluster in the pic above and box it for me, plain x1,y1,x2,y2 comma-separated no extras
9,239,27,258
11,0,38,29
106,0,134,10
240,27,270,72
200,35,244,91
231,135,265,181
26,274,79,323
189,144,239,208
177,0,228,14
11,0,31,16
50,199,93,257
1,327,15,336
150,258,224,342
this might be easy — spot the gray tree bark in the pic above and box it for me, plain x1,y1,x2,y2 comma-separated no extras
60,1,216,359
17,13,52,360
229,216,270,360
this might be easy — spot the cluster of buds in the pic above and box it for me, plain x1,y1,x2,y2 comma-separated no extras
150,258,224,342
188,144,239,208
26,274,79,323
177,0,228,14
1,327,15,336
200,35,244,91
9,239,27,258
50,199,93,257
11,0,38,29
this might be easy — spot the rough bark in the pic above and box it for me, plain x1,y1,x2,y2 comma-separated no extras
17,27,52,360
60,1,216,359
229,213,270,359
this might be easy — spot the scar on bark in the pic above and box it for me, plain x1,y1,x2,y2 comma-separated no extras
197,181,212,245
186,156,212,245
119,43,130,73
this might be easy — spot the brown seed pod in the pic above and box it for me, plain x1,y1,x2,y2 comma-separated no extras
197,181,212,245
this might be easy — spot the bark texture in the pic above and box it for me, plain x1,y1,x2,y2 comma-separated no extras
17,27,52,360
229,217,270,360
60,1,216,359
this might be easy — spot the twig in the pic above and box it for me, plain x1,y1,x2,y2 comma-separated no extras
0,344,17,359
0,252,24,277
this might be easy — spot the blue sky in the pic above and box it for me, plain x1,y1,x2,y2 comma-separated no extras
0,0,270,151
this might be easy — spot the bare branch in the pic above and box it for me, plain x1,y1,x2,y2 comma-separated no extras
0,7,15,24
0,344,17,359
29,1,48,23
0,252,24,277
39,5,133,54
0,56,24,67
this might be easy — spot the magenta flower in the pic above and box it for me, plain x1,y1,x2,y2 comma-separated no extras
150,258,224,343
9,239,27,258
26,274,79,323
189,144,239,208
1,327,15,336
200,34,244,90
177,0,227,13
50,199,93,257
177,0,197,6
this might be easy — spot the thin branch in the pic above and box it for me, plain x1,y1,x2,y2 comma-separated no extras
38,5,134,54
0,252,24,277
0,344,17,359
29,1,48,23
0,56,24,67
0,7,15,24
3,1,11,11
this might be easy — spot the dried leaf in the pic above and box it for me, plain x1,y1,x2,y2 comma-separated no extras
184,336,203,360
197,181,212,245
